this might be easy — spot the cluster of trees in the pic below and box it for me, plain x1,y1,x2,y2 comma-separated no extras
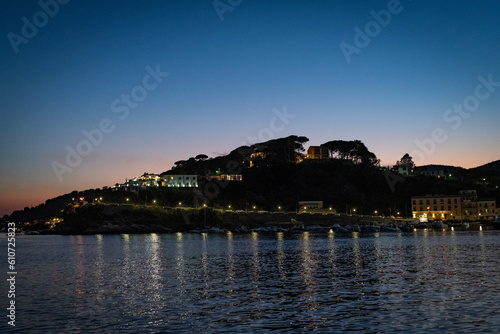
173,154,208,170
169,135,310,174
257,135,309,164
321,140,379,166
169,136,381,176
395,153,415,168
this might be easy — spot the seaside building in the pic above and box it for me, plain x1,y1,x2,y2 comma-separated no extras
411,190,496,221
298,201,323,212
460,190,478,221
411,194,462,221
477,199,496,220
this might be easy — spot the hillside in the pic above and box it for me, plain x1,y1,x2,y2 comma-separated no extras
473,159,500,173
3,136,500,227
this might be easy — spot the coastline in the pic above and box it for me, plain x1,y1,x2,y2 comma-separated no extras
17,204,484,235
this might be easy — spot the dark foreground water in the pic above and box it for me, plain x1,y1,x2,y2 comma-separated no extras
2,230,500,333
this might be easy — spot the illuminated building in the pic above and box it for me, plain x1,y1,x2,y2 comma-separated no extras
305,146,329,160
207,174,242,181
249,152,266,167
162,175,198,187
412,190,496,221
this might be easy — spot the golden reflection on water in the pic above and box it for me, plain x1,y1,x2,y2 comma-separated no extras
74,235,86,296
147,233,163,300
251,232,260,280
300,232,319,311
478,227,486,266
94,235,104,301
122,234,131,275
176,232,187,294
249,231,264,318
226,231,235,284
328,230,337,279
200,233,210,292
351,233,361,271
276,232,286,282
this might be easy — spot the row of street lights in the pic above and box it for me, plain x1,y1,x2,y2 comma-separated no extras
117,198,396,216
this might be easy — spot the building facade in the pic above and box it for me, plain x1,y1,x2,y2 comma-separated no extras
412,190,496,221
113,173,161,192
114,173,198,191
298,201,323,210
207,174,242,181
163,175,198,187
306,146,329,160
412,194,462,220
477,199,497,220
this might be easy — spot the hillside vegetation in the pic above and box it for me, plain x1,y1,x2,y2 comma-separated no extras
3,136,499,226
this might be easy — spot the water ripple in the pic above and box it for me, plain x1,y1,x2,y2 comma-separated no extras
5,231,500,333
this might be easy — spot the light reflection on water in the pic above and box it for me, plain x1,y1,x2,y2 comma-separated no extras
6,231,500,333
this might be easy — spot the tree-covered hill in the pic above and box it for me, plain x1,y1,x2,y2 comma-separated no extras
3,136,499,226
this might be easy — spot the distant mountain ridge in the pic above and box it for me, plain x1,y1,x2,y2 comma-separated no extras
415,164,464,172
472,159,500,172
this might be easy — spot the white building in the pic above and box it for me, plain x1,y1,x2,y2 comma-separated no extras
163,175,198,187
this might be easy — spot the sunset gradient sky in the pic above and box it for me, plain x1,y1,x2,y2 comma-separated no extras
1,0,500,216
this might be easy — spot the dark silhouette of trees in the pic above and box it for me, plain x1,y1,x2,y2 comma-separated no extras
195,154,208,161
321,140,379,166
174,160,187,169
396,153,415,168
263,135,309,163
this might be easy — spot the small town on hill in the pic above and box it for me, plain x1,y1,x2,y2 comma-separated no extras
2,135,499,234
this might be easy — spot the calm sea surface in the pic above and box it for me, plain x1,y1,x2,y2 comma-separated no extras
2,230,500,333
